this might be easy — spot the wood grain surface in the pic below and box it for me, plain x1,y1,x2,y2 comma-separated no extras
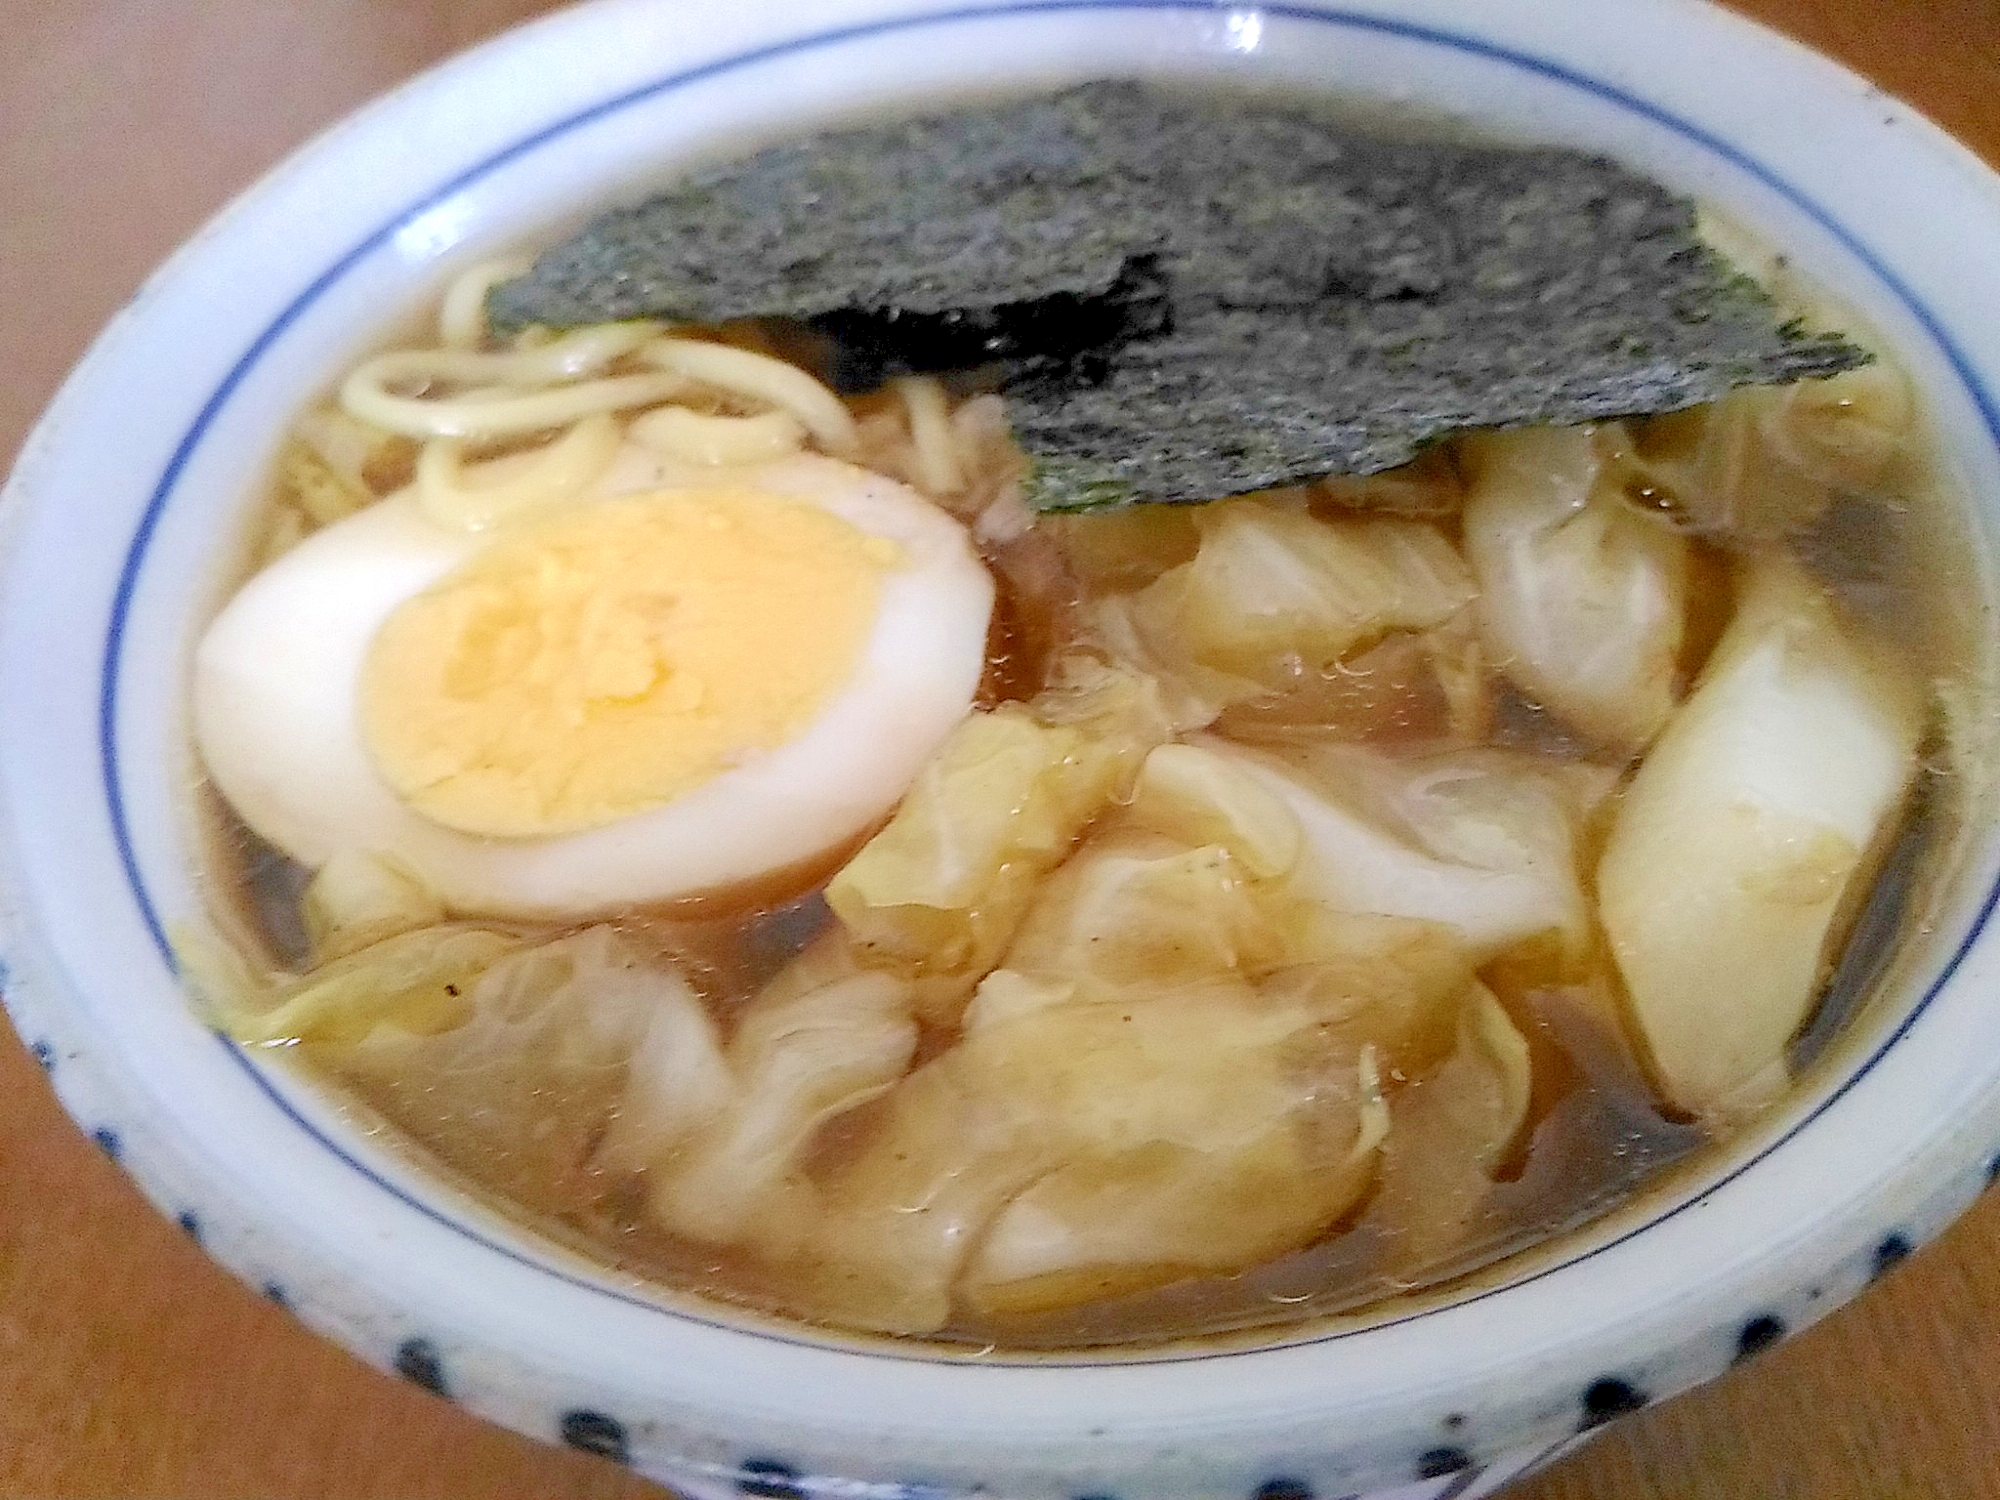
3,2,1999,1496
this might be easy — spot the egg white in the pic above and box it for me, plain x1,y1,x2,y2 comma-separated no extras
194,449,995,918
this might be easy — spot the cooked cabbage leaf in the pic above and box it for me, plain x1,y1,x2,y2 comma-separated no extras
963,1119,1381,1317
303,849,448,963
1359,984,1533,1276
1003,836,1288,990
1124,741,1302,878
1598,553,1920,1118
646,970,917,1252
1624,365,1913,542
826,709,1117,974
1089,497,1475,727
1215,740,1611,964
824,657,1170,1021
1460,425,1690,750
808,980,1396,1332
1029,647,1180,751
801,737,1481,1332
1049,504,1203,592
1216,613,1493,746
217,923,525,1046
263,927,721,1217
1004,741,1475,996
1313,450,1465,519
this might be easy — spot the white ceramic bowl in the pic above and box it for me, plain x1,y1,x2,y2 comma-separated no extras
5,2,2000,1497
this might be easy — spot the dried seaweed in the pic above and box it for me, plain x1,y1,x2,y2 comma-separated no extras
490,82,1867,508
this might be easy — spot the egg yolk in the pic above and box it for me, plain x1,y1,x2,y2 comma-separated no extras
360,489,900,837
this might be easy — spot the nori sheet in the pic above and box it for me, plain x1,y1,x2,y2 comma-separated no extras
489,87,1171,327
489,82,1867,508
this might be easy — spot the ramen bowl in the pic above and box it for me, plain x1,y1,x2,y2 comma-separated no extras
4,1,2000,1497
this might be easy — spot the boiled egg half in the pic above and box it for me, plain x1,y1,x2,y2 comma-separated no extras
193,448,994,918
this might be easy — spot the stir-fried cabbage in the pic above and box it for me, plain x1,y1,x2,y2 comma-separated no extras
1360,985,1532,1276
1623,365,1914,542
1211,739,1610,966
1090,496,1476,727
1459,426,1691,750
1598,554,1921,1118
824,657,1169,1020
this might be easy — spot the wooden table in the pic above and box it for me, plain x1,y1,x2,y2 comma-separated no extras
4,2,1999,1495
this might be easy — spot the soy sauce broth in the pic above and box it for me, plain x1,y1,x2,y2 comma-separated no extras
184,96,1998,1347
